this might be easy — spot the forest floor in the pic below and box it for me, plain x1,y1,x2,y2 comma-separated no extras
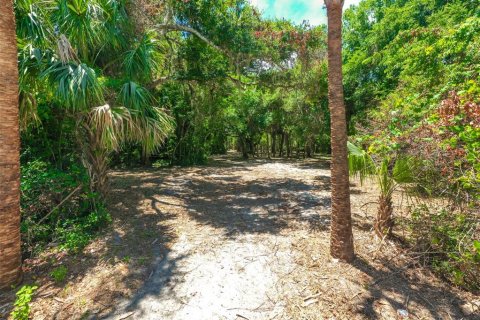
2,154,479,319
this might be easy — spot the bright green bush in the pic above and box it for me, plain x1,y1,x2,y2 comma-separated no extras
10,285,38,320
345,0,480,292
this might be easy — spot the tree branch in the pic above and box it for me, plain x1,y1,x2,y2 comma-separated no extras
150,76,170,88
155,24,226,54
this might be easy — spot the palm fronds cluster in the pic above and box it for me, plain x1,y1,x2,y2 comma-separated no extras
16,0,173,197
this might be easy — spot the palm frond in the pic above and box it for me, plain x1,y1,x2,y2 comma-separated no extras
377,159,395,196
17,41,50,130
15,0,53,44
54,0,107,61
96,0,128,50
393,157,415,183
18,41,45,85
347,141,375,184
129,106,173,155
19,91,41,131
119,81,173,155
42,61,103,111
119,81,152,110
87,103,131,151
123,30,163,81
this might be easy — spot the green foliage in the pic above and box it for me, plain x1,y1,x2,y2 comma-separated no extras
20,158,111,255
42,62,103,111
409,206,480,291
11,0,479,296
51,265,68,283
58,204,112,253
10,285,38,320
347,142,375,184
345,0,480,291
348,142,414,192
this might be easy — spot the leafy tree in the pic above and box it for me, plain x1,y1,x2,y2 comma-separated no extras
15,0,173,197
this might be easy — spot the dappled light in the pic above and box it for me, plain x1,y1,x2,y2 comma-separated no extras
1,0,479,319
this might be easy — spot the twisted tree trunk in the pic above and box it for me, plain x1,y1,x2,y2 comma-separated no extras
326,0,355,262
0,0,23,289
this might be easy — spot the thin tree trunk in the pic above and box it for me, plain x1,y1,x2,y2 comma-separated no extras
0,0,23,288
271,133,276,157
305,138,312,158
326,0,354,262
279,132,285,157
286,133,291,158
141,146,151,166
249,139,255,158
240,136,248,159
266,133,271,159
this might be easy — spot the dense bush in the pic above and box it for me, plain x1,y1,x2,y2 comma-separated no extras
344,0,480,291
409,205,480,291
21,159,111,255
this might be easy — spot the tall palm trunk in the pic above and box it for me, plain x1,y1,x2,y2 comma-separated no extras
0,0,23,289
326,0,354,262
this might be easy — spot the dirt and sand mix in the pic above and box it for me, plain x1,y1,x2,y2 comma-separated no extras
1,155,478,319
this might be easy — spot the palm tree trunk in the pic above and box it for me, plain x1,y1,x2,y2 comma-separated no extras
85,132,109,199
375,194,394,238
0,0,23,288
326,0,354,262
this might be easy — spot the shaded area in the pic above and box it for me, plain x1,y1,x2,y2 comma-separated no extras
9,155,477,319
4,170,179,319
352,256,476,319
100,157,335,319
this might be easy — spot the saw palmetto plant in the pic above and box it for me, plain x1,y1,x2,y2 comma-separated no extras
348,142,414,237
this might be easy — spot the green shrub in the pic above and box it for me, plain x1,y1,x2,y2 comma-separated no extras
57,204,112,253
10,285,38,320
20,160,111,255
50,265,68,283
409,205,480,291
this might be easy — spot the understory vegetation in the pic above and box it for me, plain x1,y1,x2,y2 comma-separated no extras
344,0,480,290
14,0,479,295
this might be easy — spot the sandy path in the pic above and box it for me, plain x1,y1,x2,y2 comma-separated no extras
19,155,478,319
98,155,478,320
106,158,329,320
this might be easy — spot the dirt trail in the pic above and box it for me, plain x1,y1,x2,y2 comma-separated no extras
103,155,477,320
106,157,329,320
21,155,478,320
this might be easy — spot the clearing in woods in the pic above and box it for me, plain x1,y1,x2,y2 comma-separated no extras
25,155,478,319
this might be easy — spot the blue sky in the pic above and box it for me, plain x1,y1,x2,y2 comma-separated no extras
250,0,362,25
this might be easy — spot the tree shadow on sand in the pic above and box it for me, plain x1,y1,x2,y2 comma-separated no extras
351,255,478,319
95,159,337,318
